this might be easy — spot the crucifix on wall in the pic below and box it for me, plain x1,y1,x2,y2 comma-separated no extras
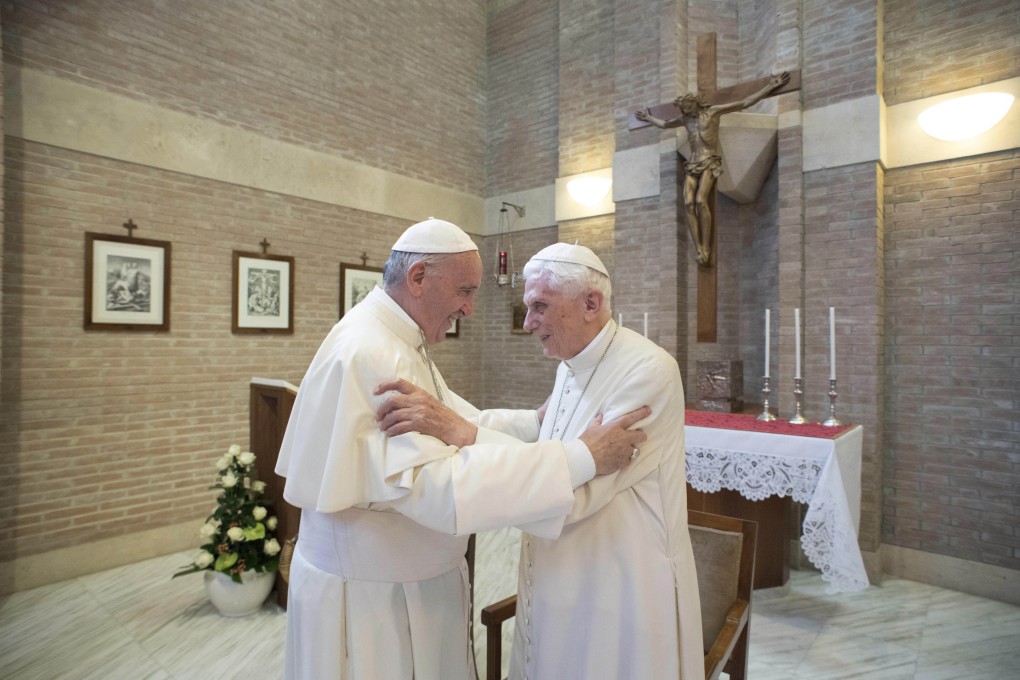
630,33,800,342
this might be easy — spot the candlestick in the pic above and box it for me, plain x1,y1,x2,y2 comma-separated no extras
764,309,770,378
643,312,648,338
794,307,801,379
756,375,777,421
822,378,842,426
829,306,836,380
789,377,807,424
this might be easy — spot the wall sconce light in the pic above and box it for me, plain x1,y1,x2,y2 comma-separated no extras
494,201,525,287
555,168,615,221
566,176,612,206
918,92,1015,141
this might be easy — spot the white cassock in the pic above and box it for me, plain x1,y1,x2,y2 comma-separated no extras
275,287,592,680
491,321,705,680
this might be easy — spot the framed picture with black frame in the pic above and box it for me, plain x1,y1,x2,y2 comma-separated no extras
232,251,295,334
84,232,171,331
339,263,384,319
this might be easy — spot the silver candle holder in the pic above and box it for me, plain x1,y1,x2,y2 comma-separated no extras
789,377,807,424
756,375,777,421
822,378,842,427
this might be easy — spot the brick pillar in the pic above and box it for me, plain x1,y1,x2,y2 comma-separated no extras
800,0,884,568
612,0,688,363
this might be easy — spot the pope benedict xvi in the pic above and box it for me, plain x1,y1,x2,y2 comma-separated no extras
379,243,705,680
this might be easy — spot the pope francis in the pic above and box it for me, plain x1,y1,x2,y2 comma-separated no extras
379,243,705,680
274,219,649,680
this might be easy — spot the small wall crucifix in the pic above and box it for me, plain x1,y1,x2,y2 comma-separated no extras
630,33,799,342
260,238,271,254
122,219,138,238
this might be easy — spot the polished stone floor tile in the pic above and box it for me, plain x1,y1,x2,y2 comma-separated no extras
1,552,1018,679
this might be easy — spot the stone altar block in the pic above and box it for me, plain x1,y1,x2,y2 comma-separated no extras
693,360,744,412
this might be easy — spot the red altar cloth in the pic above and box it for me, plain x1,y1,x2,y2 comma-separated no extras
685,410,854,439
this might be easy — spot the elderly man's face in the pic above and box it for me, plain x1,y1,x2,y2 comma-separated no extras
522,274,590,360
420,251,482,344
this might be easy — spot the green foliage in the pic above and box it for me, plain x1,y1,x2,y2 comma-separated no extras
172,445,282,584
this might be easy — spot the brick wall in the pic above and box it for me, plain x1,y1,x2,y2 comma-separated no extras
0,0,492,571
880,0,1020,574
486,0,560,194
0,140,410,560
802,0,880,108
884,0,1020,104
803,162,885,553
3,0,487,195
557,0,615,175
737,166,780,399
883,150,1020,570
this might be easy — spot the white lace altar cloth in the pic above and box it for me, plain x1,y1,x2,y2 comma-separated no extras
686,424,869,594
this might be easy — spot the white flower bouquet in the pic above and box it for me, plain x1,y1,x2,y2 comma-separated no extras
173,445,281,583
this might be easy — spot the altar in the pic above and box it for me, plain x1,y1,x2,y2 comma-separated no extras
684,410,869,594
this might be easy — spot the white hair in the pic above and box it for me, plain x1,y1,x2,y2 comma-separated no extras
522,258,612,312
383,251,455,290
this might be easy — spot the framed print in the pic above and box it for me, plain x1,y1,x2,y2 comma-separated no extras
85,232,171,331
512,302,529,334
233,251,295,334
340,263,383,318
446,318,460,338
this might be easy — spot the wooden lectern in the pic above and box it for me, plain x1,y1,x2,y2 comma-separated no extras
250,377,301,608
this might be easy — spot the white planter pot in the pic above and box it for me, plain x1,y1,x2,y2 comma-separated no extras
204,570,274,617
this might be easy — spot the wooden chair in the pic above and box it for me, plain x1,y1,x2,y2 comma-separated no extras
480,510,757,680
689,509,756,680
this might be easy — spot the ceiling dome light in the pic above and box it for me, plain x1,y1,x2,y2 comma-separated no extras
917,92,1014,142
566,176,612,206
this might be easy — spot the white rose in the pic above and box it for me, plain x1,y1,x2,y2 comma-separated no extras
251,480,266,493
222,472,238,488
227,526,245,541
215,456,231,471
252,506,267,521
193,550,214,568
263,538,281,556
266,516,278,531
239,451,256,466
228,444,241,456
199,522,217,538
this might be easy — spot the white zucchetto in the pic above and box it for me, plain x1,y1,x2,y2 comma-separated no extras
528,242,609,276
391,217,479,254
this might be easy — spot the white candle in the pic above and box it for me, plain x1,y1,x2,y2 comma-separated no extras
618,313,623,328
764,309,770,378
643,312,649,338
829,306,836,380
794,307,801,379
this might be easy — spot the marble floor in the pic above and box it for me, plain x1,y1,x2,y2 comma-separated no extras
1,551,1019,679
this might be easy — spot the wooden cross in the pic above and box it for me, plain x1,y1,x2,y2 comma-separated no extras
629,33,800,342
260,238,271,254
359,252,369,266
122,219,138,238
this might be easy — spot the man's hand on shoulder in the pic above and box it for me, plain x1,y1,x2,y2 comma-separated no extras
580,406,651,475
375,379,478,448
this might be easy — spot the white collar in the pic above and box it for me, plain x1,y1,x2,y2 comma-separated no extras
563,320,614,372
